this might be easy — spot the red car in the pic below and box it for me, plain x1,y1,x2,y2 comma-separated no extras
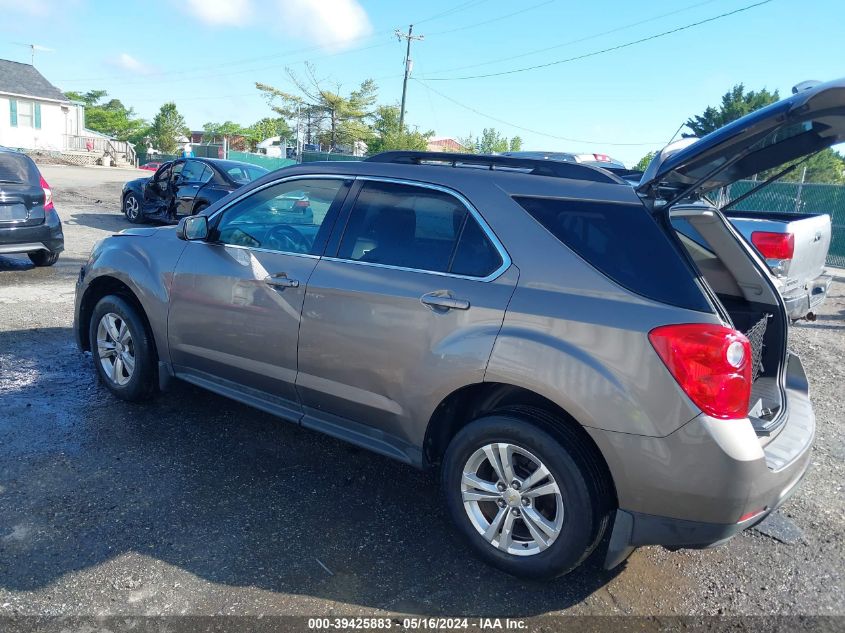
139,162,162,171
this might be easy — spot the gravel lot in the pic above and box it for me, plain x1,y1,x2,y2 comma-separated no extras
0,165,843,619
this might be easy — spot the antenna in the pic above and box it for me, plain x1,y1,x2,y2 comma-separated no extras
12,43,54,66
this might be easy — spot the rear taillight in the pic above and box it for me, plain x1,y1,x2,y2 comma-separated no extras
39,174,54,212
751,231,794,260
649,324,752,420
593,153,611,162
293,199,310,209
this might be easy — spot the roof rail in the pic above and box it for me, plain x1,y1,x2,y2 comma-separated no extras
364,151,624,185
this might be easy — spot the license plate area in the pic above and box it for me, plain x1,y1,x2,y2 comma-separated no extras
0,203,28,222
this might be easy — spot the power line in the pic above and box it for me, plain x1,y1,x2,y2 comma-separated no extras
423,0,718,75
413,77,665,147
422,0,774,81
413,0,488,25
426,0,557,37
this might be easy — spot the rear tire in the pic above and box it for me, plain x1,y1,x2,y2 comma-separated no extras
442,410,612,579
28,250,59,267
89,295,157,401
124,192,143,223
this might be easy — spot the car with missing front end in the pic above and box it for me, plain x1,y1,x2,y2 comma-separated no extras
121,157,268,224
74,78,845,579
0,147,63,266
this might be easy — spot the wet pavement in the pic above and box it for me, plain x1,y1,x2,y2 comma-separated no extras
0,165,843,618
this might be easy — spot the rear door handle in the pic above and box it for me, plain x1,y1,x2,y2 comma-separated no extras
264,274,300,289
420,292,470,311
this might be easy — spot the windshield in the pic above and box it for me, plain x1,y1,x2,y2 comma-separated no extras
0,152,39,184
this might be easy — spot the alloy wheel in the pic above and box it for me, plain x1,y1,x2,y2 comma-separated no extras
124,195,139,220
96,312,135,386
461,442,564,556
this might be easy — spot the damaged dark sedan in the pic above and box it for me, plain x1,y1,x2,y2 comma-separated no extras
121,157,269,224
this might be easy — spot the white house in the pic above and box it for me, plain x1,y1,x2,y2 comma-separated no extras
0,59,84,151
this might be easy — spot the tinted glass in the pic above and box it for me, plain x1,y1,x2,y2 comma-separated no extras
513,196,709,311
337,181,467,274
181,160,208,182
0,151,39,183
212,178,347,255
226,165,267,184
450,216,503,277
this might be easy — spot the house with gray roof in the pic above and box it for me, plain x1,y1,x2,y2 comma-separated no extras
0,59,84,151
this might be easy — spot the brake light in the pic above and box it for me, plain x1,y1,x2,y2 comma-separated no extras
649,324,752,420
751,231,794,260
293,199,310,209
39,174,54,212
593,153,611,162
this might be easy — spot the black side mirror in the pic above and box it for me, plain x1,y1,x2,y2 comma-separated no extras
177,215,209,241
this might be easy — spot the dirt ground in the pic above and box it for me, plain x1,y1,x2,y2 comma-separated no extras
0,165,843,620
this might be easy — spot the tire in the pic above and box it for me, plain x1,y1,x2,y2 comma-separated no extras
191,202,208,215
123,192,144,223
89,295,157,401
442,409,612,579
28,250,59,267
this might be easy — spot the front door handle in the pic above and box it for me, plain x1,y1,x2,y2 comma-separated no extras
420,292,470,311
264,274,300,289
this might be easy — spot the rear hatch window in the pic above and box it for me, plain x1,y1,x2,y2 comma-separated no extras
0,152,39,184
513,196,709,311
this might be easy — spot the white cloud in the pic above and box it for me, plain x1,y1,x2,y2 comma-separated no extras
185,0,252,26
111,53,155,75
274,0,372,51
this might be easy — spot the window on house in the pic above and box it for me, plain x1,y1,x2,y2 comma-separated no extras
16,100,34,128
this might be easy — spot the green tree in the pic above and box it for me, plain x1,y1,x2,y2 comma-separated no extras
457,134,477,153
149,102,189,154
202,121,244,143
65,90,146,141
257,64,377,151
634,151,657,171
780,150,845,184
478,128,509,154
508,136,523,152
366,105,433,154
243,117,293,151
685,84,780,137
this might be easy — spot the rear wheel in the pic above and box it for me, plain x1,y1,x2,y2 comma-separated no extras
123,192,143,223
442,410,611,579
89,295,157,401
28,250,59,267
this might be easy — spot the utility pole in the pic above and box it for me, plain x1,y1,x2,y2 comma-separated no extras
395,25,424,132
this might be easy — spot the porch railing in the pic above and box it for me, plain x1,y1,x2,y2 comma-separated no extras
62,135,137,166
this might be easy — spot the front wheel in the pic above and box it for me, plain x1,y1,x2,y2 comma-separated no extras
123,192,143,223
89,295,157,401
442,411,612,579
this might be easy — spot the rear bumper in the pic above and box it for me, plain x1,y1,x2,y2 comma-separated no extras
0,212,64,255
782,273,832,319
594,353,815,569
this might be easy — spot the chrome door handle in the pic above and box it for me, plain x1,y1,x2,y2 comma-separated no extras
264,274,300,288
420,292,470,311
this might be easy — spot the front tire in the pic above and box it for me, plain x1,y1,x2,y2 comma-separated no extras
442,411,612,579
28,250,59,266
123,192,143,223
89,295,157,401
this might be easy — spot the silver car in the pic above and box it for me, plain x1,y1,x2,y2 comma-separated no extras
74,79,845,579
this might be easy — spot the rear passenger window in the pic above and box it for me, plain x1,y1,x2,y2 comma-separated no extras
338,181,501,277
513,196,709,311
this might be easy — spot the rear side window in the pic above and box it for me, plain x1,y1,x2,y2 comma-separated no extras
0,151,39,183
337,181,502,278
513,196,709,311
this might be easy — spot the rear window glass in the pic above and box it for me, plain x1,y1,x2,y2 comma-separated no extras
0,152,39,183
513,196,709,311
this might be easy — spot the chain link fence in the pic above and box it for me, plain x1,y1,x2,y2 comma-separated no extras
722,180,845,268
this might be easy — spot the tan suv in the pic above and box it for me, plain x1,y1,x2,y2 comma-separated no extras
75,79,845,578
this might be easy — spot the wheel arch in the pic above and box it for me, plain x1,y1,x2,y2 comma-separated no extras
423,382,618,506
78,275,157,363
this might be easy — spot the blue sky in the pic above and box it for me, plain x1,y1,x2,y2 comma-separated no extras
0,0,842,165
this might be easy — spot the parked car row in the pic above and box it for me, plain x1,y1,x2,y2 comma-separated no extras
75,79,845,579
